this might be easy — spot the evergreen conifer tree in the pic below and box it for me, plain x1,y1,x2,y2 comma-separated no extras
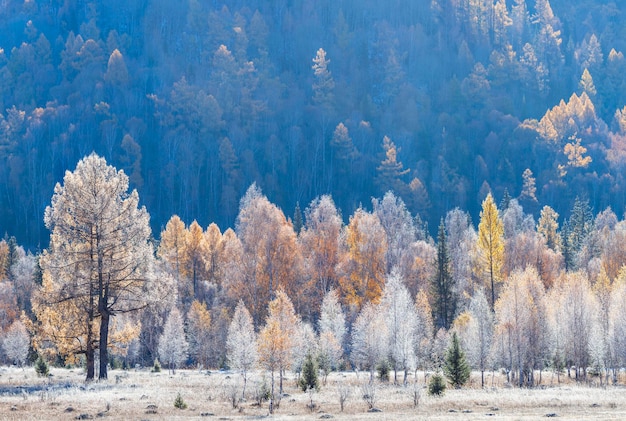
432,219,456,329
35,356,49,377
500,188,512,211
428,372,446,396
293,202,303,235
299,352,320,392
443,332,470,389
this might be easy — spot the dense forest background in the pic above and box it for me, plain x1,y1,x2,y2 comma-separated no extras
1,0,626,248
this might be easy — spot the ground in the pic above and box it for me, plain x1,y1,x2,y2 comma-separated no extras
1,366,625,420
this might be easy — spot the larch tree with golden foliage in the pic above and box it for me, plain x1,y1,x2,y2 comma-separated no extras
257,290,300,413
186,299,212,368
337,208,387,313
185,220,209,302
31,270,95,367
300,195,342,318
203,223,224,287
37,153,154,381
476,193,505,312
158,215,189,295
232,184,303,325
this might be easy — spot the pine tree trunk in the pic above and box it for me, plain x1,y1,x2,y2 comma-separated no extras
98,268,109,380
86,299,95,381
86,320,95,381
99,309,110,380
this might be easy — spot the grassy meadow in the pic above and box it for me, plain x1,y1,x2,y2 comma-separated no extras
1,366,626,420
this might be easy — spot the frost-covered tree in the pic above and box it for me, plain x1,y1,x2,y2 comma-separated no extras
7,247,36,316
520,169,538,207
158,307,188,374
300,196,342,312
590,270,612,384
610,271,626,379
319,289,346,345
445,208,476,305
372,191,416,274
537,205,560,252
186,300,212,368
552,272,598,381
492,267,547,386
380,270,417,384
318,289,346,375
467,289,493,387
293,322,318,375
226,300,257,398
312,48,335,110
2,319,30,367
351,302,388,383
38,153,154,380
414,290,434,372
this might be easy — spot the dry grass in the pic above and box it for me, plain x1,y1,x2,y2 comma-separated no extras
1,366,625,420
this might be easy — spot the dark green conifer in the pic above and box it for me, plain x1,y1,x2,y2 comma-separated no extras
431,219,456,329
443,332,470,389
299,352,319,392
293,202,303,235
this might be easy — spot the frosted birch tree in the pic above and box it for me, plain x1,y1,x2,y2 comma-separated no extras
2,319,30,367
380,270,417,384
351,302,388,383
318,288,346,374
467,288,493,387
226,300,257,399
158,307,188,373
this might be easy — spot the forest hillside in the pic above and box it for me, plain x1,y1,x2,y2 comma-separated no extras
0,1,625,248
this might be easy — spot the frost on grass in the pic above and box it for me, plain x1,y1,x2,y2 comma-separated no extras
0,368,625,419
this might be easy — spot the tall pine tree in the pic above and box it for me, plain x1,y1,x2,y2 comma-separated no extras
565,196,593,270
432,218,456,330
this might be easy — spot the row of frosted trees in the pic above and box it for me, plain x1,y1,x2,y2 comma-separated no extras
2,154,626,387
156,262,626,396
